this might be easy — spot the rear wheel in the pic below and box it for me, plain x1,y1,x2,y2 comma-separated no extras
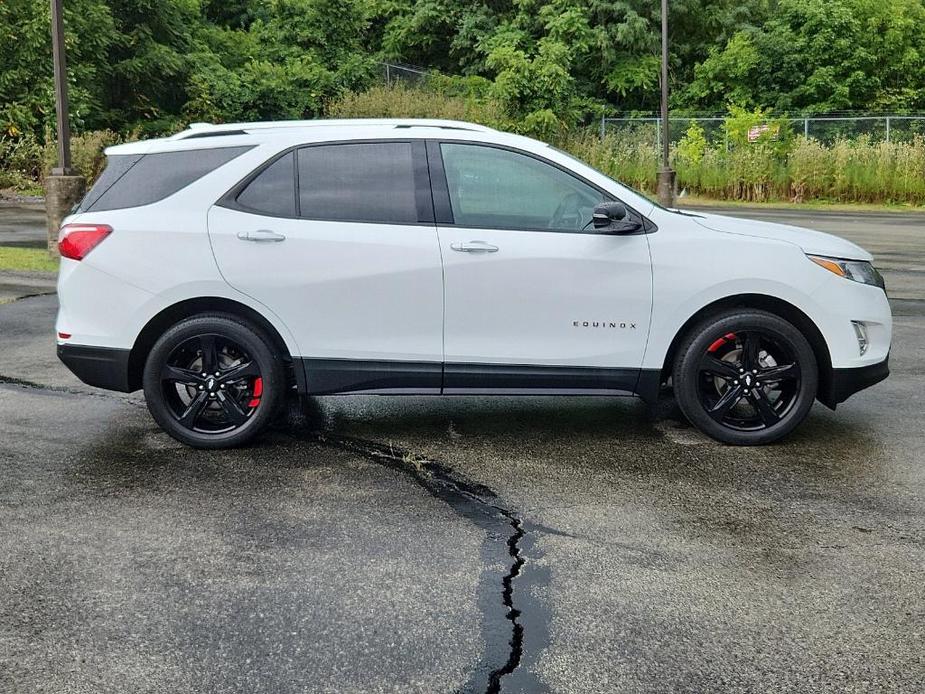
673,309,818,445
142,314,286,448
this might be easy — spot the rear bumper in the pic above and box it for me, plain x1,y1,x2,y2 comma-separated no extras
819,355,889,409
57,343,132,392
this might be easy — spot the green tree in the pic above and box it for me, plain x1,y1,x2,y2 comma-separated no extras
681,0,925,113
0,0,114,135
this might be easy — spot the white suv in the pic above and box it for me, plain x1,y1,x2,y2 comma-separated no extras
56,119,891,448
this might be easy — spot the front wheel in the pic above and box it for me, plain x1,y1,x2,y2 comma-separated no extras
673,309,818,445
142,314,286,449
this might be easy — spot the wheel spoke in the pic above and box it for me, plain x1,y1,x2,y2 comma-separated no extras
748,388,781,426
700,354,740,379
162,364,202,385
217,360,259,384
217,391,248,426
760,362,799,382
741,332,760,371
199,335,219,374
177,391,210,429
708,384,744,421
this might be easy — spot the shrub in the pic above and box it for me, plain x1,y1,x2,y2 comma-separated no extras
0,132,44,193
42,129,122,183
1,129,121,194
326,82,511,130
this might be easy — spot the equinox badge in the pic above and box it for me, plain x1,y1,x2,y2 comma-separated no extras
573,321,637,329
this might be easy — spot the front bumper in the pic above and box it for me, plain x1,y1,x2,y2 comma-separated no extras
57,343,132,392
818,355,889,409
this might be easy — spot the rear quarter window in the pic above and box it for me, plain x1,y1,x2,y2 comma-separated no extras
234,152,296,217
82,146,252,212
77,154,141,212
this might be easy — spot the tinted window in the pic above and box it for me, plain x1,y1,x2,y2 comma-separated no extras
77,154,142,212
440,143,604,231
297,143,418,223
236,152,296,216
88,146,252,212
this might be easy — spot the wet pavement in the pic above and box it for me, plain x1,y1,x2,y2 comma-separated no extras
1,208,924,692
0,203,56,303
0,204,45,249
686,205,925,302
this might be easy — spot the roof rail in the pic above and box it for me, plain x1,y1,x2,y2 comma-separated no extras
181,129,249,140
171,118,495,139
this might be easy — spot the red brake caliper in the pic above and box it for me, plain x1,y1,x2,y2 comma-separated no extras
708,332,737,353
248,377,263,409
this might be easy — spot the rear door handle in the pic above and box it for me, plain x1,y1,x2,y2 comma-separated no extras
450,241,499,253
237,229,286,243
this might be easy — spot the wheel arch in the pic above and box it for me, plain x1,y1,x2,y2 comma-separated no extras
657,293,833,402
127,297,296,392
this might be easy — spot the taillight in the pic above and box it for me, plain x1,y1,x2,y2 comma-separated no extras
58,223,113,260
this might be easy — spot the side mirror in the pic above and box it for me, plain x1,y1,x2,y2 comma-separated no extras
592,201,643,234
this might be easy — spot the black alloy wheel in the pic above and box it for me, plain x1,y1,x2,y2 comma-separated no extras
673,309,818,445
143,314,285,448
160,333,262,434
697,329,801,431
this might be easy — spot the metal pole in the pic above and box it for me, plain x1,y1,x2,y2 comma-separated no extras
45,0,85,257
49,0,72,175
804,118,809,139
659,0,670,172
600,115,606,140
656,0,675,206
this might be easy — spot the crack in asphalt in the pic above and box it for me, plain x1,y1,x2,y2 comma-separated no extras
486,516,525,694
5,291,56,302
298,430,528,694
0,375,534,691
0,290,57,306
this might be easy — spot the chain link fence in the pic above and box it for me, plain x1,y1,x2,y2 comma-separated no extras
381,62,430,87
601,115,925,147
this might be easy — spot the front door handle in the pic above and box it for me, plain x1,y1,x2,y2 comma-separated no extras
237,229,286,243
450,240,499,253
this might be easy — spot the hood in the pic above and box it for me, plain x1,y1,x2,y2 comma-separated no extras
687,211,873,261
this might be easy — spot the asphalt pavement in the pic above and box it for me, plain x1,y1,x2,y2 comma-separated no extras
1,207,923,692
0,203,45,248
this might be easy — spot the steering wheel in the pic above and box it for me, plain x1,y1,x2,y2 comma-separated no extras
549,192,583,230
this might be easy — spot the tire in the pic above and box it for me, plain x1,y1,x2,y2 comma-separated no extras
142,313,286,449
672,309,818,445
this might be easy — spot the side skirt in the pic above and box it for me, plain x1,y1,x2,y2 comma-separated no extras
300,358,442,395
298,358,662,402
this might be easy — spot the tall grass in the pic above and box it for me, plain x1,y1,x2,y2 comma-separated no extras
563,132,925,205
556,130,658,192
3,84,924,206
331,86,925,205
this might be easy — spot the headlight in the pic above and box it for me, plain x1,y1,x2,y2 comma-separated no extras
808,255,885,289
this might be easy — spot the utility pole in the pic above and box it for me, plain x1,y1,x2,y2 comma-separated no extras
656,0,676,207
45,0,85,255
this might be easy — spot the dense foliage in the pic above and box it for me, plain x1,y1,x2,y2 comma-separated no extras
4,0,925,140
3,0,925,203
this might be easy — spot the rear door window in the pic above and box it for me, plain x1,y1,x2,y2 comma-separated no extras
84,146,252,212
296,142,420,224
